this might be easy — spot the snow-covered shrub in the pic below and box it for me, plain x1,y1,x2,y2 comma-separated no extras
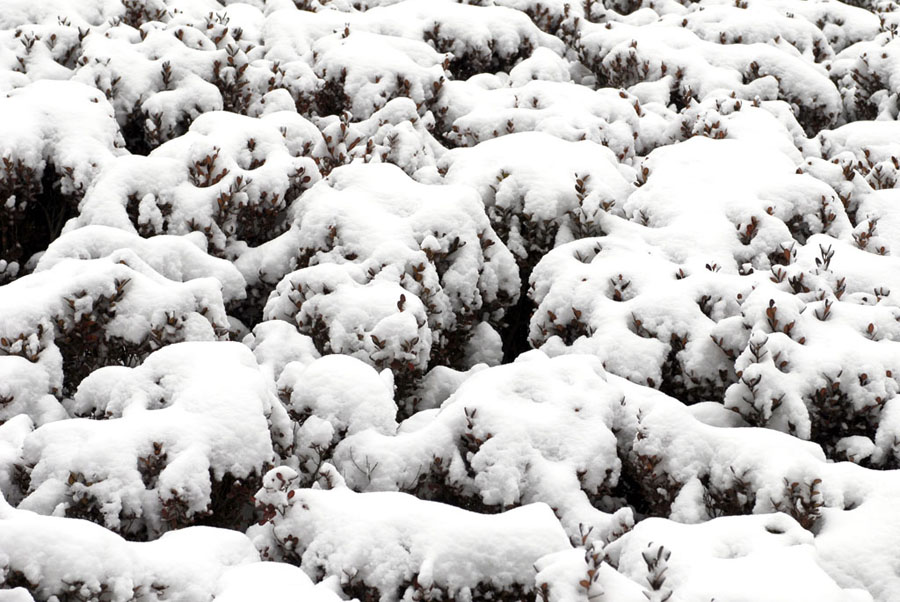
265,264,434,407
0,80,122,282
528,136,848,401
0,496,259,602
0,494,343,602
722,236,900,464
606,374,900,598
14,342,291,539
75,110,324,252
332,353,634,538
441,132,635,267
435,77,653,159
310,29,447,119
247,162,519,403
575,12,843,135
603,514,873,602
68,5,285,152
37,226,247,304
250,478,570,601
317,0,565,78
316,96,447,179
530,234,742,402
71,109,325,325
812,121,900,229
406,0,564,80
439,131,636,356
276,354,397,487
831,32,900,122
0,255,228,397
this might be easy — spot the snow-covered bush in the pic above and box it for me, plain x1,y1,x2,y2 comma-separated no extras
572,6,845,135
603,514,874,602
316,97,447,179
0,80,122,282
528,136,849,400
276,354,397,487
722,236,900,465
37,226,246,304
435,77,652,159
0,255,228,397
13,342,291,539
331,353,634,537
0,495,343,602
248,162,519,403
0,496,259,602
74,110,324,253
250,478,570,601
441,132,635,267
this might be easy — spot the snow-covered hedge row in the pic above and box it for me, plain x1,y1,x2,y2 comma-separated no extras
4,0,900,600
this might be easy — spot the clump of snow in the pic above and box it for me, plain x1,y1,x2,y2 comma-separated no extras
241,320,320,383
0,358,65,427
213,562,343,602
0,416,32,505
0,79,123,277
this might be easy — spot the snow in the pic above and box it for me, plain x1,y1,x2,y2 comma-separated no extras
0,494,308,602
18,342,290,538
3,0,900,599
245,162,519,394
333,354,633,539
606,514,874,602
249,482,571,600
213,562,343,602
38,226,247,303
0,80,121,186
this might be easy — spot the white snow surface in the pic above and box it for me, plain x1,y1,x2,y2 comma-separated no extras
3,0,900,600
